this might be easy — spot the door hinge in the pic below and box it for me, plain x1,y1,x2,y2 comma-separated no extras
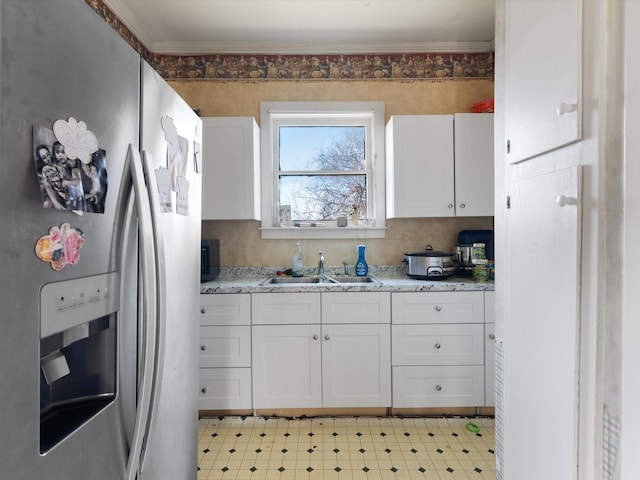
506,195,511,209
506,140,511,154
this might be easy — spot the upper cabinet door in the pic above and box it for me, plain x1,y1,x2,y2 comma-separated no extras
202,117,261,220
454,113,494,216
386,115,455,218
505,0,582,164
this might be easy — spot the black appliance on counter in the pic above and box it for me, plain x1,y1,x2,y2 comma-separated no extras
456,229,494,277
201,239,220,282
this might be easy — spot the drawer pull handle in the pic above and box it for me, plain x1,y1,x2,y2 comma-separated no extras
201,308,206,314
201,387,207,394
200,345,206,351
435,385,442,392
313,334,319,340
489,333,496,340
325,335,330,341
435,343,441,349
435,306,442,312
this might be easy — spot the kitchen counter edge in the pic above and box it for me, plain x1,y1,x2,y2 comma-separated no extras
201,276,494,294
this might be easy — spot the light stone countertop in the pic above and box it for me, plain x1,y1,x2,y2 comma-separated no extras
200,265,494,294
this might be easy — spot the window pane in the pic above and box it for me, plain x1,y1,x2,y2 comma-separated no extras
279,126,365,171
279,175,366,221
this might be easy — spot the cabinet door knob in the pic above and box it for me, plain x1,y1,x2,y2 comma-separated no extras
201,387,207,394
556,195,577,207
313,334,319,340
201,308,206,314
435,343,441,349
325,334,330,341
448,204,454,209
435,306,442,312
459,203,466,209
489,333,496,340
435,385,442,392
200,345,206,351
556,102,577,116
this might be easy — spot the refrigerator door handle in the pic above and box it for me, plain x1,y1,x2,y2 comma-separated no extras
138,151,168,473
125,145,158,480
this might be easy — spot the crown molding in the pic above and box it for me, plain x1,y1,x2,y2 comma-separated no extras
149,40,494,56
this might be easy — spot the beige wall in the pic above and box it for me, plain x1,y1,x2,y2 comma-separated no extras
169,78,494,268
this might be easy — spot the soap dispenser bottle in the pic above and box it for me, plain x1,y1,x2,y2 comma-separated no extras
355,244,368,276
292,241,304,277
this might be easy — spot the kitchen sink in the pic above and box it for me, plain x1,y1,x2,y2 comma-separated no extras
261,275,378,285
327,275,376,283
261,276,323,285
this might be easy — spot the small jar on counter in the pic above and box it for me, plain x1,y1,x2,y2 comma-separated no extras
472,264,489,282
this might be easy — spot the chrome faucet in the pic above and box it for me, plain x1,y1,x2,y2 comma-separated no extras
317,251,325,275
342,261,349,275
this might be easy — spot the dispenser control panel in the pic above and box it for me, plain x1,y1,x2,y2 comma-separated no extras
40,272,120,339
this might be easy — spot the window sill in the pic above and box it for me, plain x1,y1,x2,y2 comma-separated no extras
260,226,386,240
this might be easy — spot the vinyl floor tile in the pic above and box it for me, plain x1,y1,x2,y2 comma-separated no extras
198,415,496,479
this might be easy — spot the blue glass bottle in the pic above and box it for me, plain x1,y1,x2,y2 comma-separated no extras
355,244,368,276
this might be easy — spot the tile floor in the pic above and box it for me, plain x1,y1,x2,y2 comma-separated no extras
198,416,495,479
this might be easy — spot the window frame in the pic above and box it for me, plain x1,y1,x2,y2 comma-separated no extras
260,101,386,240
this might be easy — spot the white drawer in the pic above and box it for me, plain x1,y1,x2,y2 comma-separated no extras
198,367,252,410
392,365,484,407
391,291,484,324
321,291,391,324
200,325,251,367
200,294,251,326
392,323,484,366
252,292,321,325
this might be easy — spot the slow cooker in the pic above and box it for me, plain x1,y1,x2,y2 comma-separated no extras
402,245,456,279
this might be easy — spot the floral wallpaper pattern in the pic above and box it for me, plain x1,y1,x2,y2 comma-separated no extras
86,0,494,82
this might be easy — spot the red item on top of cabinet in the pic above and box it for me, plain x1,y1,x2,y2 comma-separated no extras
471,98,494,113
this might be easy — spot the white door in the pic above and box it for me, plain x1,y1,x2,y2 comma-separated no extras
505,0,582,163
252,324,322,408
503,166,581,480
454,113,494,216
201,117,260,220
321,324,391,407
386,115,455,217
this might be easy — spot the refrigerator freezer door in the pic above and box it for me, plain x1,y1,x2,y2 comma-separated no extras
0,0,140,478
138,61,202,480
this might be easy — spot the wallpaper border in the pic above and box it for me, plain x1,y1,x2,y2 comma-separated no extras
86,0,494,82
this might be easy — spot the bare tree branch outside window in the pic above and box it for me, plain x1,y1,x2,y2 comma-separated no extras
279,126,367,221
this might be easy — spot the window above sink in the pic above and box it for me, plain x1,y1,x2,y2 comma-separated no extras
260,101,387,240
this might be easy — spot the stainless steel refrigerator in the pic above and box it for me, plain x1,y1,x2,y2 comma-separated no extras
0,1,201,479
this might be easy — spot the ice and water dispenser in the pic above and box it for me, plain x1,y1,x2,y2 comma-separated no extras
39,272,119,453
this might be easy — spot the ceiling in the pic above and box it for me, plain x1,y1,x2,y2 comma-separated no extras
102,0,495,55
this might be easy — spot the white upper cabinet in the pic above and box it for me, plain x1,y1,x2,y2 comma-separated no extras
386,114,494,218
202,117,261,220
386,115,455,218
505,0,582,163
454,113,494,216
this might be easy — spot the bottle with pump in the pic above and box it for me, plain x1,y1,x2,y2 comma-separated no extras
355,244,368,276
292,241,304,277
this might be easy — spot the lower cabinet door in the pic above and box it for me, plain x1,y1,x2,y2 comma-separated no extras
392,365,484,407
252,324,322,409
322,323,391,407
199,367,252,410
